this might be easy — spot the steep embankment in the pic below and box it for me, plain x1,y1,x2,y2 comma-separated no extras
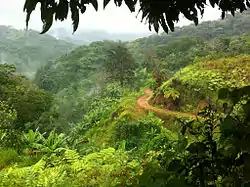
137,89,197,119
151,55,250,114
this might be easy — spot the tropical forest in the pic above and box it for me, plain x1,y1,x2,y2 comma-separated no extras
1,1,250,186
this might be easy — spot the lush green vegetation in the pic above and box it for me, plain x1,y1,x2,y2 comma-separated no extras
152,54,250,113
1,12,250,186
0,26,75,78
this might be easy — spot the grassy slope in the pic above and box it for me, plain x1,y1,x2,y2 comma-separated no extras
151,55,250,113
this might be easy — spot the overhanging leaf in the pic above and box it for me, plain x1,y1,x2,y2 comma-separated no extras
91,0,98,11
221,11,226,19
166,18,174,32
125,0,136,12
104,0,111,8
55,0,69,21
153,21,159,33
24,0,39,29
40,4,54,34
70,0,79,33
247,1,250,8
114,0,123,7
209,0,216,8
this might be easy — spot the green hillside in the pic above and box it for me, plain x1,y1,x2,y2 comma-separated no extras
2,9,250,187
132,10,250,47
0,26,75,78
34,41,110,93
151,55,250,113
128,11,250,76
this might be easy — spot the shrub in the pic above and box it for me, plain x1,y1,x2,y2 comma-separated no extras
0,149,20,169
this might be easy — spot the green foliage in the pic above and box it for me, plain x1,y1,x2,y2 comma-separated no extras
0,101,21,148
4,6,250,186
0,26,75,77
0,149,20,169
22,129,68,156
142,88,250,186
0,148,142,186
35,41,119,93
113,112,163,154
157,55,250,113
130,36,204,75
162,86,180,101
104,41,137,87
34,40,138,132
0,101,17,131
128,14,250,82
0,64,54,138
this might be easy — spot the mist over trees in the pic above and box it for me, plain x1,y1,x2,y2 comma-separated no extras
0,2,250,186
23,0,250,33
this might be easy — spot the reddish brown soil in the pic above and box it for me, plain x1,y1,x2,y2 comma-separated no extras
137,89,198,119
143,89,153,95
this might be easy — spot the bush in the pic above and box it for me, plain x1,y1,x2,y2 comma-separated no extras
0,149,20,169
0,148,142,186
113,112,163,153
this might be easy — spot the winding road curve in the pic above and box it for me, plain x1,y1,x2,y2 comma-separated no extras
137,89,198,119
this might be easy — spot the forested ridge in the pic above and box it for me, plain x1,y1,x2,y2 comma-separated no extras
1,11,250,186
0,26,75,78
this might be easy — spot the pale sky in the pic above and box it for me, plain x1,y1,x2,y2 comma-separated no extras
0,0,222,33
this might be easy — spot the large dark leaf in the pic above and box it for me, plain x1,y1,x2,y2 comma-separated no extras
103,0,111,8
231,86,250,104
243,101,250,118
218,88,230,100
91,0,98,11
187,142,206,154
220,116,238,135
24,0,39,29
70,0,79,33
167,177,192,187
137,170,170,187
247,1,250,8
168,159,183,172
40,3,54,34
166,18,174,32
55,0,69,21
153,22,160,33
125,0,136,12
221,11,226,19
114,0,123,6
219,86,250,105
209,0,216,8
243,153,250,180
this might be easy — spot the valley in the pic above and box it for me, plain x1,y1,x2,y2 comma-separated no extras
1,10,250,187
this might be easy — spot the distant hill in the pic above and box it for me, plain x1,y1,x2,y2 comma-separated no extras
48,28,151,45
34,41,113,93
39,10,250,93
127,10,250,74
133,10,250,46
0,26,76,78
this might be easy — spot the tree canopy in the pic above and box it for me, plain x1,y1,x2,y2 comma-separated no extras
2,8,250,185
0,26,75,78
24,0,250,34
